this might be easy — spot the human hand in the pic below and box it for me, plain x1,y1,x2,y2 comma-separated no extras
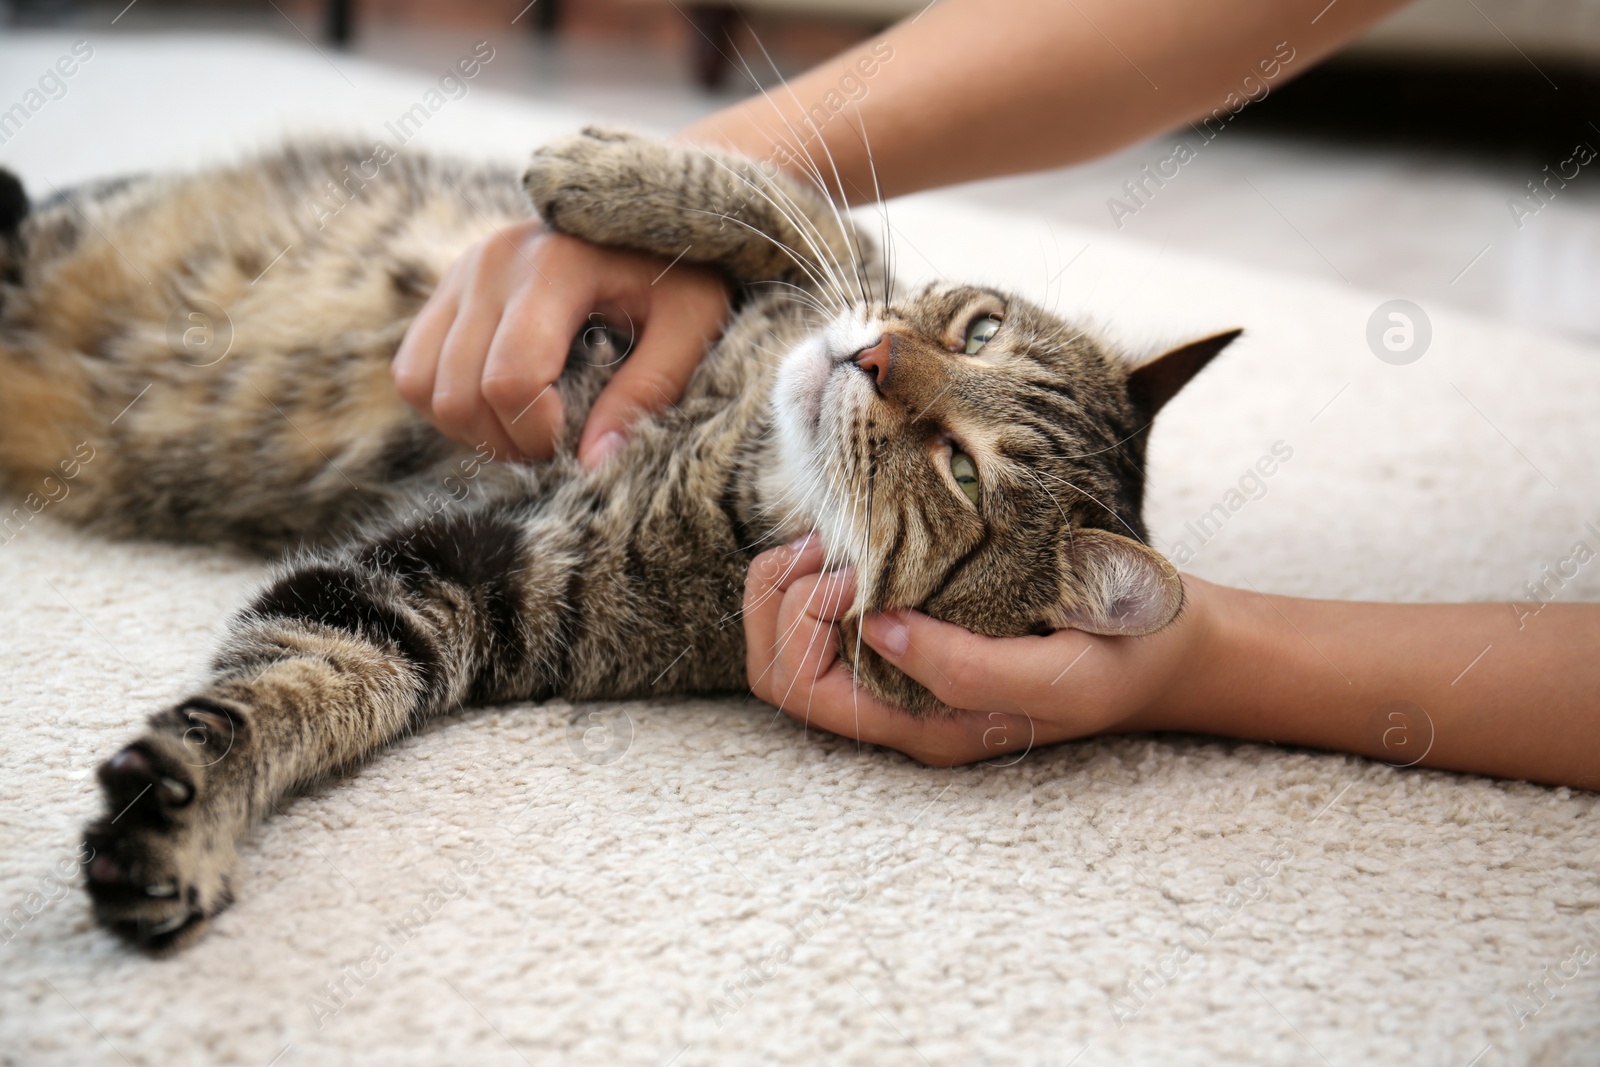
393,220,730,466
743,536,1219,766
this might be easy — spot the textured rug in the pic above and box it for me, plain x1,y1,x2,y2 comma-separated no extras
2,33,1598,1067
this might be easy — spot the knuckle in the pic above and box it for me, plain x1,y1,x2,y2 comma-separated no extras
622,368,681,407
766,658,797,708
748,547,790,589
392,365,429,405
480,372,534,411
745,659,771,702
936,640,984,705
430,391,476,428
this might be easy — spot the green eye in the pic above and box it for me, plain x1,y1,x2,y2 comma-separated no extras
963,315,1000,354
950,451,980,504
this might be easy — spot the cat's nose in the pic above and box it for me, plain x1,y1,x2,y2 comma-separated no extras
852,335,892,387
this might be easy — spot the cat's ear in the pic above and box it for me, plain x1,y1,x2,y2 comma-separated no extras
1127,328,1242,416
1050,529,1183,636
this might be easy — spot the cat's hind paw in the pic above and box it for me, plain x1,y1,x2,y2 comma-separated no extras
83,715,241,953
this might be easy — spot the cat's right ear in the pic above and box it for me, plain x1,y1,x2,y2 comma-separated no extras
1126,329,1242,417
1049,529,1183,637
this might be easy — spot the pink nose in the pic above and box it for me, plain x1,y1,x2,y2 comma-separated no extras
853,336,892,386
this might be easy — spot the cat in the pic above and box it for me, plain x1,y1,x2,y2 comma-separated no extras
0,127,1238,951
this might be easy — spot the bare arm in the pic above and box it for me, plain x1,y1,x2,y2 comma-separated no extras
398,0,1412,466
746,541,1600,789
1156,583,1600,789
683,0,1413,202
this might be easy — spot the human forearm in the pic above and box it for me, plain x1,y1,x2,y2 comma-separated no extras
744,545,1600,786
1162,581,1600,788
680,0,1411,202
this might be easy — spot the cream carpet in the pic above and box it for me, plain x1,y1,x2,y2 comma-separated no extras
2,34,1598,1067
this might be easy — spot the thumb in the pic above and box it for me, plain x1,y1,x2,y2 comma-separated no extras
863,609,1082,714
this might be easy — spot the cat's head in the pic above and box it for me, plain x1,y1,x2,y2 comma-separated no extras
770,282,1239,715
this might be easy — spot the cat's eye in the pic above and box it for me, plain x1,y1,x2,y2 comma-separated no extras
963,315,1000,355
950,451,980,505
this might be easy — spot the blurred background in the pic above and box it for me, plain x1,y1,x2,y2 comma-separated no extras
2,0,1599,340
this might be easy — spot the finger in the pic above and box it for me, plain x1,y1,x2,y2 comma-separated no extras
578,277,728,468
432,299,518,459
768,571,852,705
391,266,463,417
479,289,585,461
778,678,1055,767
862,610,1099,714
750,562,1076,764
743,535,826,698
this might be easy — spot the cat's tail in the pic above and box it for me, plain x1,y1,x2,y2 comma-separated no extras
0,167,27,286
523,127,881,301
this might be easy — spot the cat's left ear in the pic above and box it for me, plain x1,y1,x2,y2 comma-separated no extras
1050,529,1183,636
1127,328,1243,416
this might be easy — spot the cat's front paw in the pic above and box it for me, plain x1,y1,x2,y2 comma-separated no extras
83,707,242,953
523,125,658,237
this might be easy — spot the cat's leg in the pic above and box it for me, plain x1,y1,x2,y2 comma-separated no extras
82,503,582,951
522,126,881,297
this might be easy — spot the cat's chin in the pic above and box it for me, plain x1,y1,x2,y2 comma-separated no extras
772,332,837,440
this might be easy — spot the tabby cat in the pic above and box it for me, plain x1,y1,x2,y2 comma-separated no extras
0,127,1237,951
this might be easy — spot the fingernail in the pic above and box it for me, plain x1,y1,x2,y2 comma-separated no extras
786,532,818,552
865,611,908,657
583,431,626,469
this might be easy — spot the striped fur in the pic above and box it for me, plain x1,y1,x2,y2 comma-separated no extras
0,128,1232,950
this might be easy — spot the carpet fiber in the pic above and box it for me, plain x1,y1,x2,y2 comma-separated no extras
2,34,1598,1067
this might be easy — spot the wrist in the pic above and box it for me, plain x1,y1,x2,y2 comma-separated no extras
676,110,770,163
1138,576,1258,734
